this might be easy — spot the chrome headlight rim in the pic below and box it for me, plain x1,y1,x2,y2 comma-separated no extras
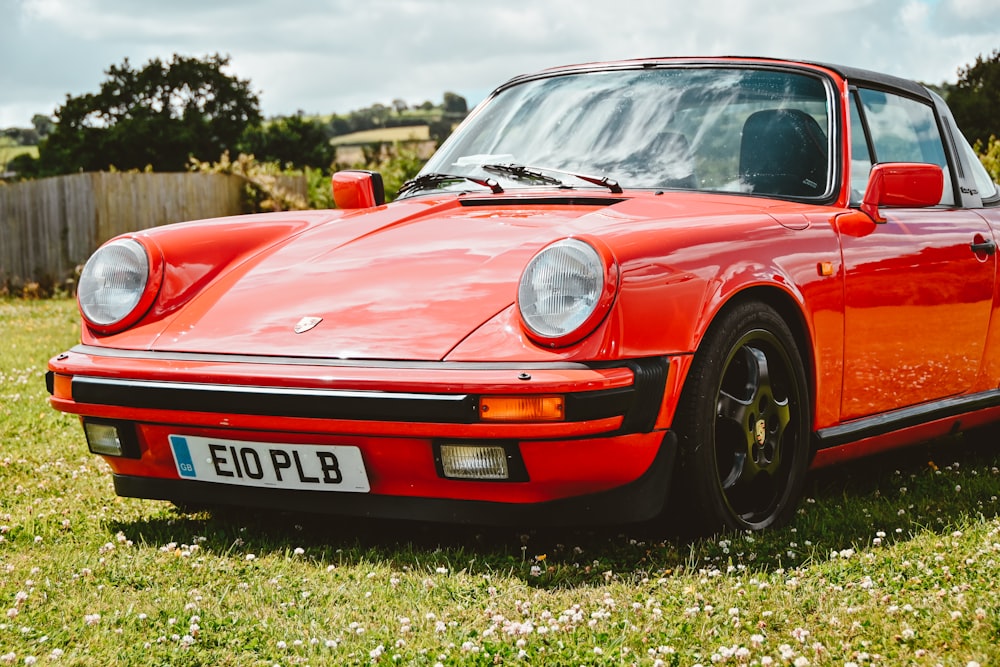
78,236,162,333
517,237,618,347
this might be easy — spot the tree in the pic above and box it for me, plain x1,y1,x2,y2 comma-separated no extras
2,127,38,145
31,114,54,139
238,114,334,169
947,49,1000,146
442,91,468,114
37,54,261,174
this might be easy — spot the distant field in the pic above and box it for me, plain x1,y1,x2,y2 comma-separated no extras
0,143,38,169
330,125,431,146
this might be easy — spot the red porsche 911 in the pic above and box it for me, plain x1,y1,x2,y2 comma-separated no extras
47,57,1000,532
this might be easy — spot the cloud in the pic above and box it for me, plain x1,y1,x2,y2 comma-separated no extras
1,0,998,127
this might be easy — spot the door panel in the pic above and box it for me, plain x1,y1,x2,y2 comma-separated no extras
840,209,994,420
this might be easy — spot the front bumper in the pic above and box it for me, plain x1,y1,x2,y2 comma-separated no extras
47,346,681,524
112,431,677,525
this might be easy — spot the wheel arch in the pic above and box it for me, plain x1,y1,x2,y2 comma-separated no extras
703,285,817,430
667,285,818,532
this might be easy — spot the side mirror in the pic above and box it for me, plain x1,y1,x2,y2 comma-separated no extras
332,170,386,209
860,163,943,223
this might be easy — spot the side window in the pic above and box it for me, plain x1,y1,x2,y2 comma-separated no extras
856,88,954,206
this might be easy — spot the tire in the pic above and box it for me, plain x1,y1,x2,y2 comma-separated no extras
673,301,811,533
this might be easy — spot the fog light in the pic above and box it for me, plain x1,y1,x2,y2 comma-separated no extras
439,444,510,480
84,422,125,456
82,420,140,458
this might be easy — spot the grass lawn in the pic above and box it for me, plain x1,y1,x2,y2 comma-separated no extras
1,298,998,665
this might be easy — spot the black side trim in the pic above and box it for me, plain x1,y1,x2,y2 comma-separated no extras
565,387,634,422
112,432,677,526
619,357,671,432
814,390,1000,449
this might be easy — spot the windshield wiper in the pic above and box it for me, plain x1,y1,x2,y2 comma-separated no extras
397,172,503,197
482,163,622,194
481,163,564,186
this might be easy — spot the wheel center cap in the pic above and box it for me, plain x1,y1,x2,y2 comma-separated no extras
754,418,767,445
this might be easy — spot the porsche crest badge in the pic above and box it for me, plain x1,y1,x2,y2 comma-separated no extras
293,316,323,334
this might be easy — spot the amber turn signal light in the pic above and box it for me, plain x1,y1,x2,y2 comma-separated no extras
479,395,565,422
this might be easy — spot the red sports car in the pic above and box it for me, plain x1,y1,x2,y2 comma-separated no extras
47,57,1000,532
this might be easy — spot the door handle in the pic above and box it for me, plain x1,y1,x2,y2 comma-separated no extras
970,239,997,255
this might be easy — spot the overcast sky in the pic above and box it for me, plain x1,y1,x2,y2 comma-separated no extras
1,0,998,129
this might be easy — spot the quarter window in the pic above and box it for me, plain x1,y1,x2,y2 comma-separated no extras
957,132,999,200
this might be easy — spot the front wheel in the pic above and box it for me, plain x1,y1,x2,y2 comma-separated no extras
673,301,811,533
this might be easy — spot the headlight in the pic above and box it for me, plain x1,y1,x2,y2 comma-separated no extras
517,238,618,347
78,237,160,332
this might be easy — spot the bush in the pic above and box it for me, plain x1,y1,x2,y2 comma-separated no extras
189,152,308,212
978,135,1000,183
338,143,427,202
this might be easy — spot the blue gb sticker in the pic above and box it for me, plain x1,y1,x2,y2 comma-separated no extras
169,435,198,478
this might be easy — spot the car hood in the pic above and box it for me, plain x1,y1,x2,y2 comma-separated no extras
150,196,625,360
146,192,797,361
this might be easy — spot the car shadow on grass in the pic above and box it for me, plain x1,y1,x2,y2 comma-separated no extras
106,431,1000,586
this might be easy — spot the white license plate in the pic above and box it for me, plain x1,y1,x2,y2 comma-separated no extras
168,435,370,493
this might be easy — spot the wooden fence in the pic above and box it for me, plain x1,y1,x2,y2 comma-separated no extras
0,172,305,292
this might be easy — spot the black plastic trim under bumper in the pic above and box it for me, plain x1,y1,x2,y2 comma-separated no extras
112,431,678,526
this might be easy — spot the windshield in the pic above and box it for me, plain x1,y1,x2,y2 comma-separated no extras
409,66,833,198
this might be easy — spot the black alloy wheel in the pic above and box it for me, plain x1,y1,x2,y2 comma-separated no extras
673,301,811,533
